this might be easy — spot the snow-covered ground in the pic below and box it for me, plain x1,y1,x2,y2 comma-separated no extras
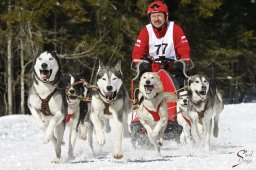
0,103,256,170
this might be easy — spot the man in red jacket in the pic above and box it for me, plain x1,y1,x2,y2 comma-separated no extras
132,1,191,81
131,1,192,142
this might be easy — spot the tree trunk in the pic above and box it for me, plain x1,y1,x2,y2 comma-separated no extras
20,39,25,114
7,1,13,115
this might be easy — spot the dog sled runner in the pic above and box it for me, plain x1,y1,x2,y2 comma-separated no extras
130,57,194,148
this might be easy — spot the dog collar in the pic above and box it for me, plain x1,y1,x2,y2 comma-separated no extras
143,104,161,122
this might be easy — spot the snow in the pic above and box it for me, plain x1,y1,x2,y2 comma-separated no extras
1,103,256,170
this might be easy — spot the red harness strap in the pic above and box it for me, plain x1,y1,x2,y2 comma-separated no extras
181,114,191,127
143,104,161,122
66,114,72,123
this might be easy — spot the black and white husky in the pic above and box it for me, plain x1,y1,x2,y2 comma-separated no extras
177,90,193,144
188,74,224,152
61,74,93,159
90,61,131,159
27,51,65,163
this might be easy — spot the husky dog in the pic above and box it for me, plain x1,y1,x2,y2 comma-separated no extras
90,61,131,159
176,90,193,144
27,51,65,163
188,74,224,152
136,72,176,154
60,74,93,159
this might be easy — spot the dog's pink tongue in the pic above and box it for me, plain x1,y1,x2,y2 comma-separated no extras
40,74,48,80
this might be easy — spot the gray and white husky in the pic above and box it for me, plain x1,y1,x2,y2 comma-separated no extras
188,74,224,152
90,61,131,159
61,74,93,159
27,51,65,163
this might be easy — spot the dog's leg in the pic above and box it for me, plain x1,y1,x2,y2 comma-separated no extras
86,122,94,158
204,118,212,153
148,134,160,154
213,113,220,138
29,106,47,130
51,121,65,163
68,122,78,159
113,112,124,159
44,111,65,144
80,122,88,140
103,117,111,133
157,123,167,147
140,119,153,134
90,111,105,145
152,118,167,138
122,112,131,138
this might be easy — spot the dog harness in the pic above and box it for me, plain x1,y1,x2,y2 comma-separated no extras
39,88,58,116
143,104,161,122
181,114,191,127
66,114,73,123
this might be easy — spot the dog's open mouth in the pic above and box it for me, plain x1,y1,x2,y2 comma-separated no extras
196,90,207,98
144,85,154,94
104,91,117,102
39,69,52,82
66,95,78,104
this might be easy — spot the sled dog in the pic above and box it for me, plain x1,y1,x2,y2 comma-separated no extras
90,61,131,159
176,90,193,144
188,74,224,152
61,74,93,159
27,51,65,163
136,72,177,154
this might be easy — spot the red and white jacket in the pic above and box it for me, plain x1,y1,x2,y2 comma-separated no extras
132,21,191,63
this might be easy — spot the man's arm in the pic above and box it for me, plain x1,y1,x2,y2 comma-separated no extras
132,27,149,62
173,23,191,60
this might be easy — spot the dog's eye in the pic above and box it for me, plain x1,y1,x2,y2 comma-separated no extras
195,80,200,83
49,58,53,61
151,77,154,79
112,77,117,80
143,77,146,79
102,78,106,80
38,58,42,61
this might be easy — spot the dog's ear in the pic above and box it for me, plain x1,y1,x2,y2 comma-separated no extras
187,75,194,96
97,59,104,75
114,60,122,73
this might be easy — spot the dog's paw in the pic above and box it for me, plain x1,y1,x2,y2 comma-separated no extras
157,138,163,147
113,152,123,159
87,150,94,159
96,132,105,146
51,157,61,164
43,130,54,144
38,122,47,131
80,134,87,141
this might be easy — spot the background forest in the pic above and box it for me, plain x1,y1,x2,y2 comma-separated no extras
0,0,255,116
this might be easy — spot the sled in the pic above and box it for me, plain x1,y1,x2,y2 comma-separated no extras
130,57,194,148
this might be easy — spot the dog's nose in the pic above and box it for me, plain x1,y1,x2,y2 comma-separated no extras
69,89,75,94
183,99,187,103
202,85,206,90
106,85,113,91
146,80,150,84
41,63,48,69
